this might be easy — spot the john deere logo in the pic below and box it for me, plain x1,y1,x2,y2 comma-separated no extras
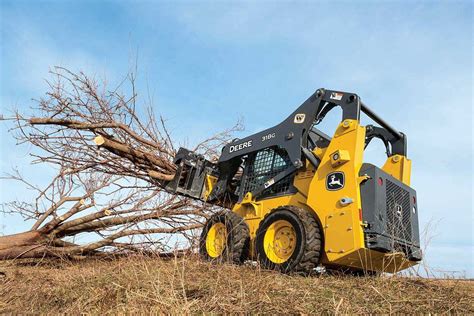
395,204,403,219
330,92,343,101
326,172,344,191
294,113,306,124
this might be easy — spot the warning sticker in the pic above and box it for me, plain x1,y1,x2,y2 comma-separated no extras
264,178,275,188
330,92,343,101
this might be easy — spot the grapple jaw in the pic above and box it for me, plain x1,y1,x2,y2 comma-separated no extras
163,147,218,200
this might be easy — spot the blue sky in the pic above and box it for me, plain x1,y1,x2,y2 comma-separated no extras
0,1,472,276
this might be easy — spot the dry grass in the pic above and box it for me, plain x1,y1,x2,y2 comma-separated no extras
0,255,472,314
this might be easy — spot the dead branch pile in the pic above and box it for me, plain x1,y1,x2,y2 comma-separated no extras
0,67,240,259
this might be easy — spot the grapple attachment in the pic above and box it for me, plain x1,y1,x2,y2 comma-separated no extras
164,148,218,200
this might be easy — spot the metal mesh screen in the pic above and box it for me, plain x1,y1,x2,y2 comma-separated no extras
241,147,293,198
385,179,412,243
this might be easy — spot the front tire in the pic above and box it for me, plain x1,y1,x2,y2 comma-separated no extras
199,210,250,264
255,206,322,274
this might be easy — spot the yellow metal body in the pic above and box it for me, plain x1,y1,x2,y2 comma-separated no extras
204,119,416,272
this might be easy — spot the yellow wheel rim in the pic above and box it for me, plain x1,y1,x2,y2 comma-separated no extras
205,222,227,258
263,219,297,264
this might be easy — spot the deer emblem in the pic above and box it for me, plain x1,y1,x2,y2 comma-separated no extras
326,172,344,190
329,175,342,187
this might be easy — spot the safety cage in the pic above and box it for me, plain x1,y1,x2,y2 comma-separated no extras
237,146,296,201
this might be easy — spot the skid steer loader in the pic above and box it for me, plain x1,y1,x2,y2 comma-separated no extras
164,88,421,274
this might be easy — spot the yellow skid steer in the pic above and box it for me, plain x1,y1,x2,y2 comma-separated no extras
164,88,421,274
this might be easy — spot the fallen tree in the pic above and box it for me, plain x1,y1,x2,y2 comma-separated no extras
0,67,241,259
0,170,206,259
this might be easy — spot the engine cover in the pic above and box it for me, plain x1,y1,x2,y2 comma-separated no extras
359,163,422,261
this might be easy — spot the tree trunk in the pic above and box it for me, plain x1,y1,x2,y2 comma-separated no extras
0,231,49,259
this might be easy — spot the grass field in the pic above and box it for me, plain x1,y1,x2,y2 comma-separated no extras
0,255,472,314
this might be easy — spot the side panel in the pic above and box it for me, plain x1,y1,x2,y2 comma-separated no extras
325,210,356,254
306,119,367,263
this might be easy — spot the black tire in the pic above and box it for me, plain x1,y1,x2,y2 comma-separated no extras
199,210,250,264
255,206,322,274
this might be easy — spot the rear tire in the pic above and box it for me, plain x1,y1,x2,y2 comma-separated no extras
199,210,250,264
255,206,322,274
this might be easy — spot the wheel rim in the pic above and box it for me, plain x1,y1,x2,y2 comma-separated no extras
205,222,227,258
263,219,297,263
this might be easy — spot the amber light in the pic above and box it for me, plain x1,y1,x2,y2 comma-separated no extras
359,209,363,221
